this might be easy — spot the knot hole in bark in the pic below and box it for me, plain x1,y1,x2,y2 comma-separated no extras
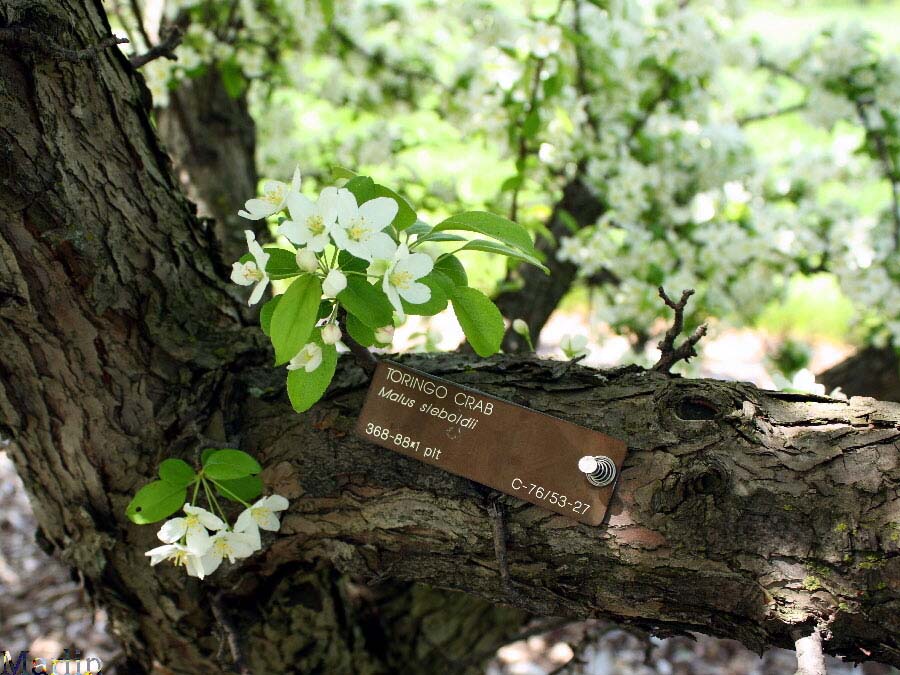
674,396,719,421
652,459,732,514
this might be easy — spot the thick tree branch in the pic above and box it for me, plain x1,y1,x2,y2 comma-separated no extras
653,287,708,373
0,25,127,60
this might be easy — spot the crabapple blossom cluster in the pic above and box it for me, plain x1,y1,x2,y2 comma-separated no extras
146,496,288,579
127,450,289,581
231,166,543,413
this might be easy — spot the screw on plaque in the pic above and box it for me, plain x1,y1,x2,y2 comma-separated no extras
578,455,617,487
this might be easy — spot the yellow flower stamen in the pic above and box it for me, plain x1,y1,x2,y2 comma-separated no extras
389,270,413,290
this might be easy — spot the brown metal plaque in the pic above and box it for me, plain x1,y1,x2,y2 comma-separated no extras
355,361,627,526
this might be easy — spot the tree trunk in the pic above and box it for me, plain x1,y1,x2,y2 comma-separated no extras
820,346,900,403
1,2,899,673
494,177,605,351
155,67,261,266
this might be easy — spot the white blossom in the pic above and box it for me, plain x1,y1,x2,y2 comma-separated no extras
157,503,225,555
144,543,206,578
287,342,323,372
197,530,258,577
239,166,301,220
331,193,399,261
374,325,395,344
560,334,589,360
370,240,433,318
231,230,271,306
279,187,345,252
234,495,290,549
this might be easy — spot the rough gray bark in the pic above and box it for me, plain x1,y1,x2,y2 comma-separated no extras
1,2,900,673
155,66,261,265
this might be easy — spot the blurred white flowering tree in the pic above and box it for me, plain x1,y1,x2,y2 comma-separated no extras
112,0,899,367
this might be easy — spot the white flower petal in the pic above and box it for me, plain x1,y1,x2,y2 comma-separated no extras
261,494,290,511
196,510,226,531
240,198,276,220
399,281,431,305
230,262,254,286
185,554,206,579
185,526,212,556
199,549,223,577
235,508,254,533
246,231,270,269
359,197,399,230
290,165,302,193
248,277,269,306
323,269,347,298
145,544,178,565
334,189,359,226
157,518,187,544
368,233,398,262
286,192,316,224
277,219,306,246
228,532,258,559
397,252,434,280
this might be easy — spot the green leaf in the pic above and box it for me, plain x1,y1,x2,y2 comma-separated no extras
287,333,338,413
401,274,448,316
345,176,376,204
337,277,394,328
338,250,369,273
203,449,262,480
219,59,247,98
270,275,322,365
372,184,416,231
260,295,281,337
450,287,505,357
158,459,196,488
331,166,356,181
263,247,301,280
420,232,467,243
431,211,537,256
434,255,468,287
405,220,432,236
214,475,263,503
523,108,541,139
317,299,333,320
456,239,549,273
126,481,187,524
500,174,524,192
346,312,376,346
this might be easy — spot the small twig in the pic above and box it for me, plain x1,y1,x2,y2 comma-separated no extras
337,310,378,376
130,26,184,68
793,626,826,675
738,100,806,125
0,26,128,61
210,591,252,675
652,287,707,374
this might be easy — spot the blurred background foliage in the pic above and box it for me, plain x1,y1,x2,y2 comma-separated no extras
110,0,900,390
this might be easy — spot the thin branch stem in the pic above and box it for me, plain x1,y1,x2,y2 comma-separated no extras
652,287,708,374
130,26,184,69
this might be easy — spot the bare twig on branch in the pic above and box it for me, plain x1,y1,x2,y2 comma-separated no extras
130,26,184,68
210,592,252,675
0,26,128,61
652,287,707,374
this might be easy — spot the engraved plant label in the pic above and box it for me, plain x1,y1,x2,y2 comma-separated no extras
355,361,628,526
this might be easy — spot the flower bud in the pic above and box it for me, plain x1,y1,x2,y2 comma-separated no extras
322,322,342,345
512,319,529,336
296,248,319,273
322,269,347,298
